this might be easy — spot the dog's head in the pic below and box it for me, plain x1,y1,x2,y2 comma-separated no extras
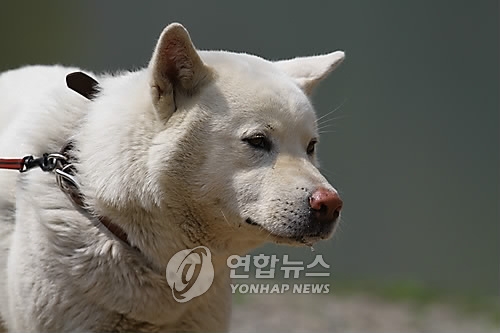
144,23,344,248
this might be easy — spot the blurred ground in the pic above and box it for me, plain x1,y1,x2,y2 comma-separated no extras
231,292,499,332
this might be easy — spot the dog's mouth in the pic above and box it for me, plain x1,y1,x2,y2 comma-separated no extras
244,217,329,247
244,218,260,226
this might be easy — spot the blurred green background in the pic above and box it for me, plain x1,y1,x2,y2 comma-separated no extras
0,0,497,300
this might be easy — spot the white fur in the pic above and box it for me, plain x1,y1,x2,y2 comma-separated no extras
0,23,344,332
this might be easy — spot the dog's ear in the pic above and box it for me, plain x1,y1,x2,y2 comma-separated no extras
275,51,345,96
149,23,210,121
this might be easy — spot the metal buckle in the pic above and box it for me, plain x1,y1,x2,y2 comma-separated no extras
55,164,80,189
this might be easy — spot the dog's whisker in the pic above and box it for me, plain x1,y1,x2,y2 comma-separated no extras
318,130,337,135
317,123,337,131
219,209,231,226
316,97,349,122
317,114,348,126
316,107,342,123
318,127,337,133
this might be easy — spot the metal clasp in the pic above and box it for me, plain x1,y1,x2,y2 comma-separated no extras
55,164,80,189
19,150,80,194
20,153,66,173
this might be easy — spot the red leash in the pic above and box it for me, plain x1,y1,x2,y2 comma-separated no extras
0,158,25,171
0,155,58,173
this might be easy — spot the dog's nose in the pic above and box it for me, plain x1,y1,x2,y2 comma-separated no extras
309,188,343,223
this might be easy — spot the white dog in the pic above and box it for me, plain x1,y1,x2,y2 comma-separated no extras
0,23,344,332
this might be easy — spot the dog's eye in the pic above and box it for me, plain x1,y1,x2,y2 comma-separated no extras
307,139,317,155
243,135,271,151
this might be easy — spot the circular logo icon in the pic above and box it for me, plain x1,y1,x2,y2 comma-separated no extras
165,246,214,303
